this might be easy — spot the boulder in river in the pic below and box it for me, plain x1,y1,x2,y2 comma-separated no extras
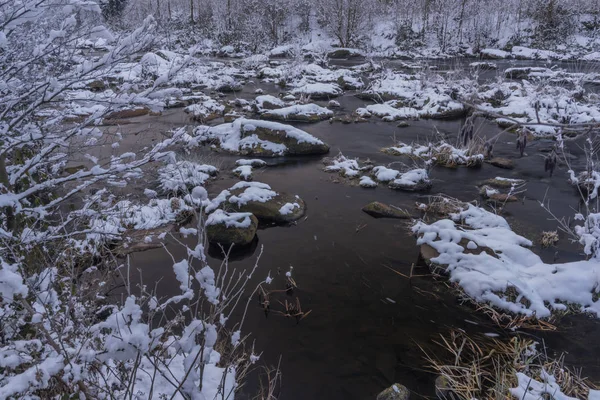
376,384,410,400
228,181,306,223
388,169,432,192
206,210,258,246
362,202,411,219
194,118,330,157
260,104,333,122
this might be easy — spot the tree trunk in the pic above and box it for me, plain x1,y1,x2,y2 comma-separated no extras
0,155,15,233
190,0,194,24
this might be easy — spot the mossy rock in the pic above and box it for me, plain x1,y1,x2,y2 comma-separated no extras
206,214,258,246
362,202,411,219
231,192,306,223
376,384,410,400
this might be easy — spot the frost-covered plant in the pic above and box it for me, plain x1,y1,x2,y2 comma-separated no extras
158,160,219,194
0,205,268,398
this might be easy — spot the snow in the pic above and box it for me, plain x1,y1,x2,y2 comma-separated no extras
262,103,333,119
236,159,267,167
291,83,343,98
360,71,465,119
480,48,509,59
391,168,430,187
233,165,253,180
359,176,377,188
255,94,285,111
414,204,600,318
228,181,277,206
279,202,300,215
158,160,218,194
193,118,325,155
511,370,578,400
372,166,400,182
324,154,370,177
184,97,225,120
206,209,254,228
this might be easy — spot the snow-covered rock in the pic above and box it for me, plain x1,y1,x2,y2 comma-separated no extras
210,181,306,223
291,83,343,99
206,209,258,246
388,169,431,191
260,104,333,122
193,118,330,156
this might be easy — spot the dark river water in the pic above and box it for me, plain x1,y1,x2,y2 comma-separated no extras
114,58,600,399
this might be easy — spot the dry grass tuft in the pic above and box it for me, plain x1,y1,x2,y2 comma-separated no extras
422,329,597,400
541,230,559,248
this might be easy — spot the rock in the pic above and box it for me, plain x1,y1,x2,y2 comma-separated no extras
487,157,514,169
206,211,258,246
488,193,518,202
362,202,411,219
504,67,551,80
388,180,432,192
483,177,525,188
327,48,364,59
217,82,243,92
247,122,330,156
104,107,151,120
479,185,518,202
434,375,455,400
198,119,330,157
397,121,410,128
254,95,286,111
86,80,106,91
229,183,306,223
114,224,175,256
376,384,410,400
419,238,498,274
260,104,333,123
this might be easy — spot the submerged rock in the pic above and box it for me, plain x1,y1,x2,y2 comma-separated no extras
362,202,411,219
376,384,410,400
206,210,258,246
104,107,151,120
487,157,515,169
